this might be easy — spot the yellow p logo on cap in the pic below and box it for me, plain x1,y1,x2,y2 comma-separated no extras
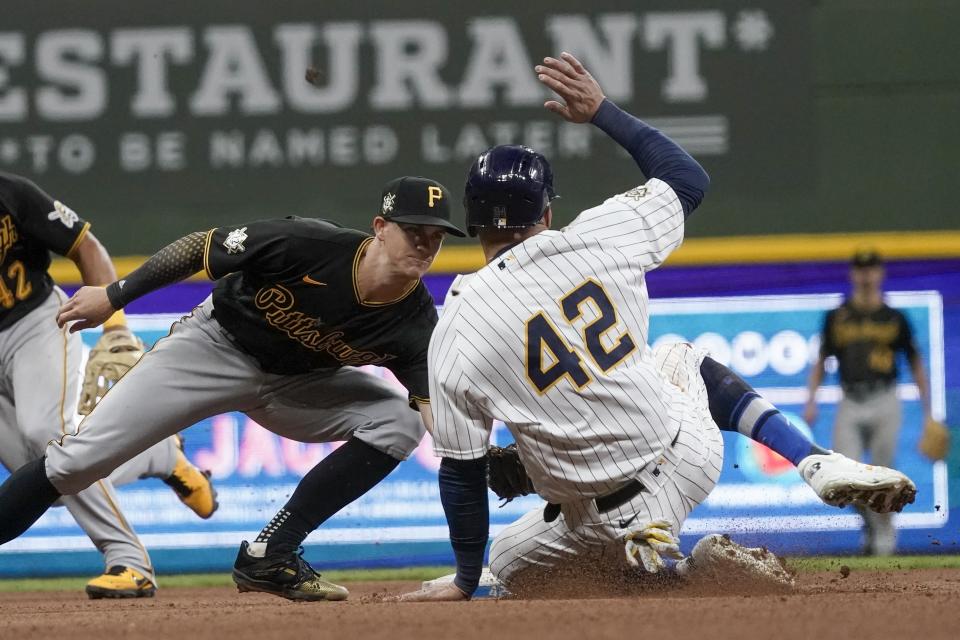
428,186,443,208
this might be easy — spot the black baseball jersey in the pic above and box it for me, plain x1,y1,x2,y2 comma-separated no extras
203,217,437,404
820,301,918,388
0,172,90,331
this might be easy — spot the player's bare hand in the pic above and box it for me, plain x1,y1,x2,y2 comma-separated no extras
803,401,818,426
535,52,605,123
384,581,469,602
56,286,116,332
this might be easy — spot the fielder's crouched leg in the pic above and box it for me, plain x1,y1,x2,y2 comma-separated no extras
0,458,61,543
230,366,422,602
45,429,149,498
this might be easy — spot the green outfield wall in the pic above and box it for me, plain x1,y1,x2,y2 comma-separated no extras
2,1,956,253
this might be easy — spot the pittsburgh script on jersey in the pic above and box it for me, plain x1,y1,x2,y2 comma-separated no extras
830,318,900,346
254,284,395,366
0,215,18,263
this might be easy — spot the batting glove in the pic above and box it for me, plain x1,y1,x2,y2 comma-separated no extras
624,519,684,573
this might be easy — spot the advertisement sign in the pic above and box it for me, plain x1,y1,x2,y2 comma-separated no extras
647,292,946,539
1,1,812,250
0,289,948,575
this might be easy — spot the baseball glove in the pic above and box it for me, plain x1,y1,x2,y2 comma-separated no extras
487,444,536,502
918,417,950,461
78,328,145,415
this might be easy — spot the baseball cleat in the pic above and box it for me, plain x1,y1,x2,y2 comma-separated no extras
163,436,219,519
676,534,795,590
798,451,916,513
85,565,156,599
232,541,349,602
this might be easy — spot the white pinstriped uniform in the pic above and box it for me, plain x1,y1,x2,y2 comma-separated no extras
429,178,724,585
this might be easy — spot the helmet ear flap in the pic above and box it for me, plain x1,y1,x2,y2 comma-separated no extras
541,157,556,201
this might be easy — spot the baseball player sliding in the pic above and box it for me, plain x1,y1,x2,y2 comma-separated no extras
397,53,916,601
0,172,217,598
0,175,465,602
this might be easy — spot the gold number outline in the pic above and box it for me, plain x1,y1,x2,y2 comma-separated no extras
559,278,637,373
524,311,594,395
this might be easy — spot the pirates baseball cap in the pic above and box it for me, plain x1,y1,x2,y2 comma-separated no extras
851,247,883,268
379,176,466,237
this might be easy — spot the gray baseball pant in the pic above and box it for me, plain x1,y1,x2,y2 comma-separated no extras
0,289,183,581
832,386,902,555
44,296,423,501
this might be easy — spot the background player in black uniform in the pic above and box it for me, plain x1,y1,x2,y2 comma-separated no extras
805,248,930,555
0,175,464,601
0,171,216,597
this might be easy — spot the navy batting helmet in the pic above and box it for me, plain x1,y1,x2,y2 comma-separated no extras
463,145,557,237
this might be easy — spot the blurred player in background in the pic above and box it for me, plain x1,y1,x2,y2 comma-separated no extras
397,53,916,601
0,171,217,598
804,248,930,556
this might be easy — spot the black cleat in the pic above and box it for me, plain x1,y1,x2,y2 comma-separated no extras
232,541,348,602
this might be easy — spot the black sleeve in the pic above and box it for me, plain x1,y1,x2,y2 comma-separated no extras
439,456,489,597
819,310,837,357
106,232,206,309
203,219,299,280
0,174,90,256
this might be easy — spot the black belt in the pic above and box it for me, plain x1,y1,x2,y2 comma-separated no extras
543,479,646,523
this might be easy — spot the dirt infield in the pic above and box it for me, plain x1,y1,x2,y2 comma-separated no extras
2,569,958,640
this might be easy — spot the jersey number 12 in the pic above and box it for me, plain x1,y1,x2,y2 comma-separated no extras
525,279,636,393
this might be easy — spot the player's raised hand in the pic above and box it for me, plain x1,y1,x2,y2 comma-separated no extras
56,286,117,332
384,581,469,603
535,52,605,123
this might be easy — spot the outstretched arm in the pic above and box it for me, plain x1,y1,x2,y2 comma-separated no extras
394,456,488,602
395,329,494,602
438,456,489,597
57,231,207,332
536,52,709,217
590,100,709,218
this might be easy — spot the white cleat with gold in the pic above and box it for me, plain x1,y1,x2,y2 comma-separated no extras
798,451,916,513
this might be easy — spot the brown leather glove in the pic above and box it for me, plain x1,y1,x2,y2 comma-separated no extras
918,417,950,461
78,328,145,414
